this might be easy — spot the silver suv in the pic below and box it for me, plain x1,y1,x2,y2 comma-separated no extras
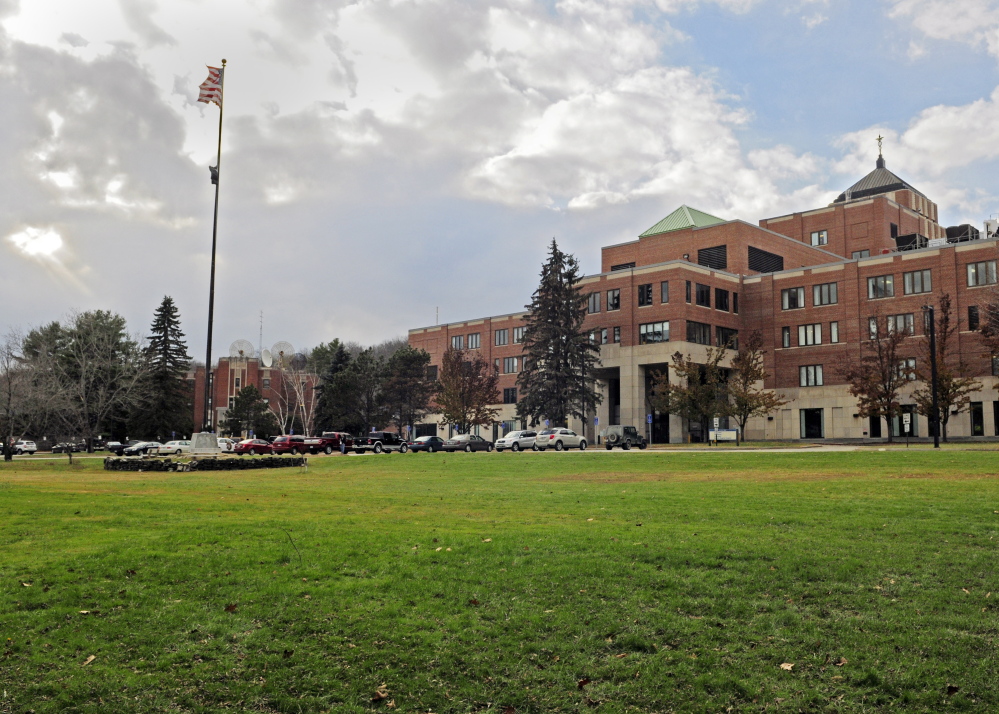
494,430,538,452
536,428,586,451
13,440,37,455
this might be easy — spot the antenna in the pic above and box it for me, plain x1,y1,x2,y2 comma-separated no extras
261,349,273,368
272,341,294,368
258,310,263,357
229,339,254,360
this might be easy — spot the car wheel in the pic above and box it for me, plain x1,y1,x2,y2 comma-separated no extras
487,444,493,452
400,444,408,454
605,444,613,450
373,443,383,454
325,446,333,455
464,444,472,453
639,442,647,450
15,449,22,455
175,450,182,455
511,442,519,453
249,448,257,456
623,441,631,450
427,445,434,453
555,441,564,451
291,447,301,455
355,449,365,454
532,444,539,451
580,441,586,450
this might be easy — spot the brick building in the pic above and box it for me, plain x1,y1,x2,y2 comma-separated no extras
409,154,999,442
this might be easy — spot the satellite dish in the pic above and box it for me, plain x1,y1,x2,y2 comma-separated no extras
261,349,273,368
290,352,308,370
230,339,255,359
272,341,294,367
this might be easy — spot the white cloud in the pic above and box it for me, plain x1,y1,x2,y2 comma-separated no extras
889,0,999,58
8,226,64,258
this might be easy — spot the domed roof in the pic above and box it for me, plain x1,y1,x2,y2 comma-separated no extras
639,205,726,237
834,156,925,203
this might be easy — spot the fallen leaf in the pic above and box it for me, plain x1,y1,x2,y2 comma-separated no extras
283,649,294,659
224,603,238,613
372,683,390,702
386,700,396,708
303,594,311,600
468,598,480,606
962,588,970,594
435,547,442,551
552,655,560,662
81,655,96,667
831,676,844,681
780,662,794,671
78,610,90,615
126,569,136,576
577,677,591,689
347,643,357,648
482,538,492,542
587,518,594,522
502,707,515,714
21,581,32,587
446,548,452,552
946,684,959,696
834,657,848,667
615,653,628,658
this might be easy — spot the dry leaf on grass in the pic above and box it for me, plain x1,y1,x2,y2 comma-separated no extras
283,650,294,659
615,653,628,658
482,538,492,542
81,655,96,667
224,603,238,613
20,582,31,587
468,598,480,607
779,662,794,671
834,657,848,667
577,677,591,690
372,683,390,702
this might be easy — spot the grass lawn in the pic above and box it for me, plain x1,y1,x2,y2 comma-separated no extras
1,451,998,713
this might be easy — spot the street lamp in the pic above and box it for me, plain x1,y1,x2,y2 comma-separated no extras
922,305,940,449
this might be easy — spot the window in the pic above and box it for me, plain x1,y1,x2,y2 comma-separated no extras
639,321,670,344
426,365,438,380
781,287,805,310
262,378,271,389
903,269,931,295
495,329,508,346
852,250,870,259
494,358,500,372
782,326,791,348
869,317,879,339
799,365,824,387
968,261,998,287
687,320,712,345
698,245,728,270
810,230,828,246
588,293,601,314
715,288,729,312
607,289,621,310
812,282,838,306
717,327,739,349
993,357,999,377
467,333,481,349
969,305,980,331
613,326,621,343
228,396,235,409
234,377,241,389
898,358,917,381
733,292,739,314
748,246,784,273
611,262,635,271
513,327,525,343
451,335,464,350
695,283,711,307
868,275,894,299
660,281,669,304
798,323,822,346
638,283,653,307
887,313,914,335
503,387,517,404
685,281,692,303
890,222,898,239
830,321,840,343
600,328,608,344
503,357,519,374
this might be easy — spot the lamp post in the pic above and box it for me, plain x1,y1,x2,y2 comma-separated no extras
922,305,940,449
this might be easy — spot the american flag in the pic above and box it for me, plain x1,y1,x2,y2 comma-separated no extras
198,66,223,106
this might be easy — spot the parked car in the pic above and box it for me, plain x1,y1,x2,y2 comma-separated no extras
105,441,123,455
109,440,141,456
494,430,538,452
443,434,494,453
353,431,408,454
51,442,79,453
234,439,273,456
305,432,354,454
154,440,191,456
122,441,162,456
408,435,446,453
217,438,236,452
13,440,37,455
536,428,586,451
270,435,309,455
601,425,647,450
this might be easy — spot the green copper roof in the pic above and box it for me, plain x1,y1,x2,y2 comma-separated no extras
639,205,726,237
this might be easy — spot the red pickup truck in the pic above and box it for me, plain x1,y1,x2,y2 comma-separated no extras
304,432,354,454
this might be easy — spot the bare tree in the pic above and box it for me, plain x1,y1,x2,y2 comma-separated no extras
727,331,789,440
436,346,499,434
840,313,912,443
267,362,319,436
649,346,730,441
0,330,32,461
913,294,981,441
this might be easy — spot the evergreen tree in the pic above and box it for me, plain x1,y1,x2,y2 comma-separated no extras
223,385,279,438
316,349,388,435
313,339,353,433
516,239,601,427
383,345,437,437
132,297,193,440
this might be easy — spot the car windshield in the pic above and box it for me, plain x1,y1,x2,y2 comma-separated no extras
503,432,521,439
538,429,555,435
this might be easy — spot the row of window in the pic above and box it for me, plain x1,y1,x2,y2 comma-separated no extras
493,356,521,374
781,268,943,311
797,357,919,388
781,322,841,348
585,320,739,348
588,282,739,314
452,326,526,351
781,282,839,310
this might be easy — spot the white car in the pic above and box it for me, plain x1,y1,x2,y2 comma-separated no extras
217,438,235,452
154,440,191,456
536,428,586,451
13,440,37,455
494,430,538,452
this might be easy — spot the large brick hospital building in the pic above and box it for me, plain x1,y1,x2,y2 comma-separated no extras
408,154,999,442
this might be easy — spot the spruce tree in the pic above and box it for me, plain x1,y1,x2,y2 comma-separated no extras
516,239,601,427
132,297,193,439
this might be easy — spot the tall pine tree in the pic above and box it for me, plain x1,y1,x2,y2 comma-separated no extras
516,239,601,427
132,296,193,439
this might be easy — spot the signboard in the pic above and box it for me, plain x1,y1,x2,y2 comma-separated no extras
709,429,739,442
594,417,599,426
903,413,911,433
647,414,653,424
545,420,550,427
713,417,720,429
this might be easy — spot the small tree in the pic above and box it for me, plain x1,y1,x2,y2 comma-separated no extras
436,346,499,435
650,346,729,441
727,331,788,440
131,296,193,440
223,385,278,438
516,239,601,427
383,345,437,437
913,294,981,441
840,314,911,443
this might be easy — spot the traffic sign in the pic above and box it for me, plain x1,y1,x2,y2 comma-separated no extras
594,417,599,425
713,417,720,429
647,414,653,424
902,413,911,424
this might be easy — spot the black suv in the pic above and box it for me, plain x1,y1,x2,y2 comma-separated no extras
353,431,408,454
602,425,648,450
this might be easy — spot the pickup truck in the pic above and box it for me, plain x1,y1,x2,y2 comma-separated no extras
352,431,408,454
304,432,354,454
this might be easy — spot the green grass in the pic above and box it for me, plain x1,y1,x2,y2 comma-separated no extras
2,451,998,713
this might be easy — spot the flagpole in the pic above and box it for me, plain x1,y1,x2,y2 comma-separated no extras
203,59,226,432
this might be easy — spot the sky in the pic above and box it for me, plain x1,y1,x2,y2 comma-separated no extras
2,0,999,358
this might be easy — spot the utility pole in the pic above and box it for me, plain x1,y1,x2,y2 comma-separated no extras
923,305,940,449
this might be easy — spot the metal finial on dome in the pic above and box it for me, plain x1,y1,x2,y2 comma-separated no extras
875,134,886,169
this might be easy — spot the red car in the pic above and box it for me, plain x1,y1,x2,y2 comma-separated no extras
234,439,273,456
270,435,309,455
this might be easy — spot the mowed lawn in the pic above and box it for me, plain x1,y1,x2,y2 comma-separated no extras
1,451,998,713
